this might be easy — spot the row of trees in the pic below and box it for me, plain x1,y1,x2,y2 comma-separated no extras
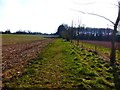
56,24,120,42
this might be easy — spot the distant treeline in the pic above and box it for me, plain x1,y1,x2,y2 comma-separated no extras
1,29,55,35
56,24,120,42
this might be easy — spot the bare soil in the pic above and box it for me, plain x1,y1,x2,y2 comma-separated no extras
2,38,54,81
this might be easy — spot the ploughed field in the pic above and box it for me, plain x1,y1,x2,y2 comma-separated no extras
2,34,54,81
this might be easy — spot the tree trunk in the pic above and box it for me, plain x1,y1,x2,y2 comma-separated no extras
77,29,79,45
110,26,120,90
110,30,116,66
110,2,120,89
110,32,120,89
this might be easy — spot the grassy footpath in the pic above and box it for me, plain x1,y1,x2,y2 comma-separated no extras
4,39,115,89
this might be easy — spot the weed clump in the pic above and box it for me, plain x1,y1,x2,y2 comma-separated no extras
70,51,75,55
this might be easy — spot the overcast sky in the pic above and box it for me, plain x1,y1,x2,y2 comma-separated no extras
0,0,119,34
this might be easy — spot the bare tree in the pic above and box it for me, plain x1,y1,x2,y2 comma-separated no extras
110,2,120,65
110,2,120,90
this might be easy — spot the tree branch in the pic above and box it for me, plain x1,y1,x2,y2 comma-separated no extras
114,1,120,31
71,9,115,25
